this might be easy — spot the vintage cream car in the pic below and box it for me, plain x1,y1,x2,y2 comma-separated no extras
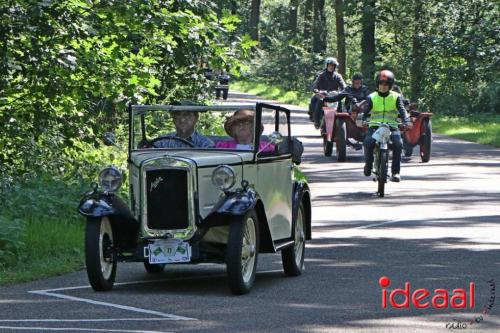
78,103,311,294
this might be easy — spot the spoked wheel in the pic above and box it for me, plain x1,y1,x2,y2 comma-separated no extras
281,202,306,276
377,149,388,198
335,118,347,162
323,135,333,156
85,217,117,291
226,210,259,295
144,261,165,274
420,119,432,163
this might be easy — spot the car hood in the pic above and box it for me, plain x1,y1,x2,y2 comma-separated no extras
130,150,254,167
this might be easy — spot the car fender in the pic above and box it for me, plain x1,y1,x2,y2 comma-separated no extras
78,192,137,224
216,187,259,216
293,181,312,240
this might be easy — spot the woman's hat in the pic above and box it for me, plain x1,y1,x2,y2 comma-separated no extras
224,109,263,137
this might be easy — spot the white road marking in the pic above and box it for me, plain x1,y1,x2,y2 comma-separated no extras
0,318,177,322
29,289,194,320
26,269,283,323
0,327,171,332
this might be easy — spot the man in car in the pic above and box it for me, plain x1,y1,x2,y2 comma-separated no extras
153,110,215,148
309,57,346,128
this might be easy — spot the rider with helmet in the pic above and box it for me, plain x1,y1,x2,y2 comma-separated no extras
309,57,346,128
343,73,370,112
362,70,410,182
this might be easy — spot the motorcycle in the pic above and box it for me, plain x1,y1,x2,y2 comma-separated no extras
215,73,230,100
366,121,407,197
317,91,367,161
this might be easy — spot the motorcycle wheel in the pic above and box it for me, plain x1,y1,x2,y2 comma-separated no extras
377,149,388,198
335,118,347,162
323,135,333,156
420,119,432,163
222,89,228,100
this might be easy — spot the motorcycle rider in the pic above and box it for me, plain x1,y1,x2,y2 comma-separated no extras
343,73,370,112
309,57,346,128
362,70,410,182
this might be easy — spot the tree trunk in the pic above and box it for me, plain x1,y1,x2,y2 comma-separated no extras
289,0,300,37
249,0,261,41
410,0,425,101
361,0,376,89
303,0,313,43
334,0,346,76
312,0,327,54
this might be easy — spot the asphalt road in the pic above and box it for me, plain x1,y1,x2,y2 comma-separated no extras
1,91,499,333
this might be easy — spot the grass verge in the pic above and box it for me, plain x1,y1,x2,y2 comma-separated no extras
432,114,500,147
232,80,310,107
233,80,500,147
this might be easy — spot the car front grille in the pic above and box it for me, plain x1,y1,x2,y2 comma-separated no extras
145,168,189,230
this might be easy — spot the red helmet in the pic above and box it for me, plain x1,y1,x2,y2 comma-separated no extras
376,70,395,89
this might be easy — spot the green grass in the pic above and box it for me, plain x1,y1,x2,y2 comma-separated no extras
232,81,310,107
0,178,87,285
233,80,500,147
432,114,500,147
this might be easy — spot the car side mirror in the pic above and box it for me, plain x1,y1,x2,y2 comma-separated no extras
103,132,117,146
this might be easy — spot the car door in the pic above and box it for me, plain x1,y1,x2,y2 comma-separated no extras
255,103,293,241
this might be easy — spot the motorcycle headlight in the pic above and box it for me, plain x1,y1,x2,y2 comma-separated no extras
211,165,236,191
98,166,123,193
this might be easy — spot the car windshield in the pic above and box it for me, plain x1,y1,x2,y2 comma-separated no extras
131,105,289,152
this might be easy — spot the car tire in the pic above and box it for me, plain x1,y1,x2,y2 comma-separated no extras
225,209,259,295
335,118,347,162
281,202,306,276
144,261,165,274
85,217,117,291
420,119,432,163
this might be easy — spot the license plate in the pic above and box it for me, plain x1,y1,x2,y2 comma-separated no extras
145,239,191,264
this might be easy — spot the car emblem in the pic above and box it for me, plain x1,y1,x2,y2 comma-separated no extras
150,176,164,192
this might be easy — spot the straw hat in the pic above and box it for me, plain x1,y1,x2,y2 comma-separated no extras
224,110,263,138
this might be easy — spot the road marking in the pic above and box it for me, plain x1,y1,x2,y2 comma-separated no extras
27,269,283,323
0,327,171,333
29,289,195,320
0,318,178,322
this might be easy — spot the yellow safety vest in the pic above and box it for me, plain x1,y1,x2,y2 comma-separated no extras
369,91,400,127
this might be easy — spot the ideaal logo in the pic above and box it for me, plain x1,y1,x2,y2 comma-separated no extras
379,276,475,309
379,276,496,329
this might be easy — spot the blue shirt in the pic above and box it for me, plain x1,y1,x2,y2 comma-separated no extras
153,131,215,148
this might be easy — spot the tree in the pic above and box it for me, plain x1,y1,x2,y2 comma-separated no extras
410,0,426,101
361,0,376,88
334,0,346,76
312,0,327,54
289,0,300,37
303,0,314,44
249,0,261,41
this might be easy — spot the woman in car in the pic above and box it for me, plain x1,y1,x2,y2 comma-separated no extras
216,110,274,152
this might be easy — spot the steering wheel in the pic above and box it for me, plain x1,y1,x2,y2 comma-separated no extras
149,136,195,148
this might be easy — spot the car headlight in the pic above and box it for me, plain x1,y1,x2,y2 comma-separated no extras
211,165,236,191
99,166,123,193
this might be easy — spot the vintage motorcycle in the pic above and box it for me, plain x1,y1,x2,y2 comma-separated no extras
366,121,407,197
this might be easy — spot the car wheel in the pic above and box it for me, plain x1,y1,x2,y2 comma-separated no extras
85,217,117,291
225,210,259,295
335,118,347,162
281,202,306,276
144,261,165,274
420,119,432,163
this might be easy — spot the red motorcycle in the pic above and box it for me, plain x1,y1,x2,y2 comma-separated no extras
317,91,368,162
402,103,433,162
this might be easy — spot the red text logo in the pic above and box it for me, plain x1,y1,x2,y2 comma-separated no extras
379,276,475,309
